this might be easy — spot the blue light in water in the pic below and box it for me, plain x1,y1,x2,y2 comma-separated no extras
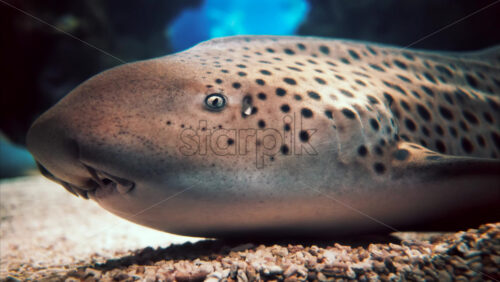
168,0,309,51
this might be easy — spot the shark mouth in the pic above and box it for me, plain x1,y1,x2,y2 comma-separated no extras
36,162,135,199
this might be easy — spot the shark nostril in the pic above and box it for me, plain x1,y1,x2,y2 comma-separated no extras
101,178,113,185
84,164,135,195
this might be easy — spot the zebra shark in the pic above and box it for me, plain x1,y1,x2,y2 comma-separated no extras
27,36,500,237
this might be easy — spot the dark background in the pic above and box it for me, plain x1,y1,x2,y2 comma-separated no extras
2,0,500,145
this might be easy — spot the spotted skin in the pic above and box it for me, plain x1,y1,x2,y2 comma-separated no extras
27,36,500,237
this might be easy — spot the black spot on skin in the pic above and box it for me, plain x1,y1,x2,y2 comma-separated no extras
340,58,350,64
238,72,247,77
367,96,379,105
340,89,354,98
308,91,321,100
287,66,302,72
402,52,415,61
307,59,317,65
325,110,333,119
383,81,407,95
366,46,377,55
227,138,234,145
422,126,430,137
486,97,499,112
411,91,421,99
232,82,241,89
435,65,453,77
494,78,500,88
284,48,295,55
215,78,223,84
443,92,454,105
461,137,474,153
405,119,416,131
255,79,265,86
449,127,458,137
439,106,454,120
348,49,360,60
266,48,275,53
400,100,410,111
423,72,437,84
459,121,468,132
236,64,246,68
355,79,366,86
284,124,291,131
489,131,500,150
369,64,385,72
421,86,434,97
319,45,330,55
283,78,297,85
281,145,290,155
483,112,493,124
435,140,446,153
294,94,302,100
476,135,486,147
420,139,428,147
301,108,313,118
393,59,407,70
465,74,479,89
297,43,306,50
374,146,383,156
462,110,479,124
314,77,327,85
383,92,394,106
280,104,290,113
358,145,368,157
373,163,386,174
416,105,431,121
454,89,468,104
435,125,444,136
335,75,345,80
276,88,286,96
393,149,409,161
341,108,356,119
369,119,379,131
221,69,229,73
299,130,310,142
258,120,266,129
257,92,267,100
260,70,271,75
397,75,411,83
251,107,258,115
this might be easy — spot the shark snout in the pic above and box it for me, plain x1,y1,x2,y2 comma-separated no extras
26,115,93,196
27,114,134,198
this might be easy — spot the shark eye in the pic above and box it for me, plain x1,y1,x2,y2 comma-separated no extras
205,93,227,111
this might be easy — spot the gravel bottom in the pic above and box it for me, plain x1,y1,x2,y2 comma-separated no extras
1,176,499,281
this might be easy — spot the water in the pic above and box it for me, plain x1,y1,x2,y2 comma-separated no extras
168,0,309,51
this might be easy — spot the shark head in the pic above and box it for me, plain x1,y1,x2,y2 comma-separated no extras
27,36,500,237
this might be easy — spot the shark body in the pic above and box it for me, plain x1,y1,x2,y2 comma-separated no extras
27,36,500,237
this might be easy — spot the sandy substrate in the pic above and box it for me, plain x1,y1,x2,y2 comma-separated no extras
0,176,499,281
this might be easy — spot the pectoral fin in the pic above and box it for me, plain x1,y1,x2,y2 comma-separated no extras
387,142,500,230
